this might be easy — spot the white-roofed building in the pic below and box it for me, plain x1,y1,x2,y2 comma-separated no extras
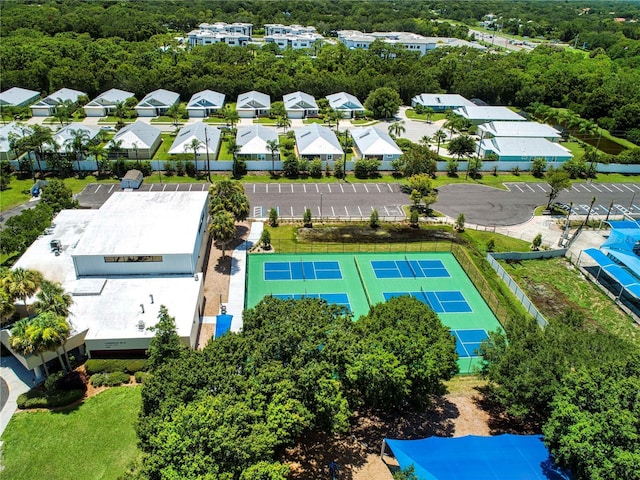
478,121,562,142
135,89,180,117
283,91,318,119
236,91,270,118
0,122,31,160
1,191,209,371
351,127,402,161
0,87,40,108
326,92,365,118
264,25,322,50
411,93,475,112
48,123,101,152
187,22,252,47
168,122,221,159
295,124,343,161
236,125,278,161
105,121,162,159
30,88,87,117
187,90,225,118
478,137,573,162
453,106,526,124
83,88,135,117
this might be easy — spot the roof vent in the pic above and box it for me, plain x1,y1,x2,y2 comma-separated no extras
137,319,145,331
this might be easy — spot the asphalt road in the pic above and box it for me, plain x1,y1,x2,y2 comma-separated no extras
436,182,640,226
68,181,640,227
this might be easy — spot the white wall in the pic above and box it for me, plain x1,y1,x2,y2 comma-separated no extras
74,253,195,276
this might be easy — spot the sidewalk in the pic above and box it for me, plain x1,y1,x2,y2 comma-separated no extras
0,356,33,436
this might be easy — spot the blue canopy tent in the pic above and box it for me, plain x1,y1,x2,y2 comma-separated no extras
383,434,571,480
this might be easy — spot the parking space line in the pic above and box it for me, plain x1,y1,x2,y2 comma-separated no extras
571,186,580,192
623,184,635,192
388,184,393,192
94,185,102,193
612,184,624,192
278,184,281,193
352,184,356,192
303,184,306,193
514,184,524,192
108,185,114,193
364,184,369,192
376,184,381,192
384,206,390,216
537,184,546,192
357,206,363,216
344,206,349,216
339,183,344,193
590,184,602,192
315,184,319,193
331,206,335,216
150,184,155,191
526,184,535,192
632,184,640,191
600,184,612,192
327,185,332,193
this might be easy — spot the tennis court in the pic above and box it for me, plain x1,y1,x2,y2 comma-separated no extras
247,252,503,373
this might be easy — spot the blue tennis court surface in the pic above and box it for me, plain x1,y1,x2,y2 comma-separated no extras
451,329,489,358
372,259,450,279
272,293,351,311
264,261,342,281
383,290,472,314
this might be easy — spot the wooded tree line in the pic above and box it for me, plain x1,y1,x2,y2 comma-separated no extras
134,296,458,479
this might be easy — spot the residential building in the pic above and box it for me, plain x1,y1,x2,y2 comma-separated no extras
283,91,318,119
0,87,40,108
105,121,162,159
264,24,322,50
337,30,485,55
295,124,343,161
83,88,135,117
168,122,221,159
0,122,31,160
411,93,475,112
30,88,86,117
453,106,526,124
48,123,101,152
236,91,270,118
478,137,572,162
326,92,365,118
187,90,226,118
351,127,402,161
0,191,209,374
236,125,278,161
478,121,562,142
135,89,180,117
187,22,252,47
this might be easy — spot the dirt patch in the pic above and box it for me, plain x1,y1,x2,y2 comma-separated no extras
286,377,492,479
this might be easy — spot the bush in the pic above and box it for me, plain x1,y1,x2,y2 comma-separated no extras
45,371,64,392
268,207,278,227
85,359,147,375
184,161,197,177
91,371,130,387
409,209,420,228
310,158,323,178
370,209,380,228
354,158,380,178
303,208,312,228
135,371,151,384
17,388,85,409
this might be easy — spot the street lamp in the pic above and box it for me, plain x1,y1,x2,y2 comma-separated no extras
320,193,323,221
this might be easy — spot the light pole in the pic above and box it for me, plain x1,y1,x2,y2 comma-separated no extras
629,192,636,211
204,125,212,183
320,193,323,221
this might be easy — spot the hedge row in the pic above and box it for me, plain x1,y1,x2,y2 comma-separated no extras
90,371,131,387
84,359,147,375
17,389,85,409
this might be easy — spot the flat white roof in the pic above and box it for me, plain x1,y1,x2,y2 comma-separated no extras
76,275,201,342
0,87,40,107
454,106,526,122
481,137,572,158
479,121,561,138
412,93,475,108
73,191,208,256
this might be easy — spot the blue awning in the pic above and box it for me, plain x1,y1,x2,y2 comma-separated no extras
384,434,571,480
583,248,615,268
215,314,232,338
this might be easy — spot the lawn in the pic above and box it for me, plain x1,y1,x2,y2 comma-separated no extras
405,110,447,122
150,116,184,124
0,386,141,480
253,117,278,125
152,133,176,161
500,257,639,344
562,141,586,158
97,116,135,124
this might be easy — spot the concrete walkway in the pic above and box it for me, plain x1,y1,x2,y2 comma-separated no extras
0,356,33,436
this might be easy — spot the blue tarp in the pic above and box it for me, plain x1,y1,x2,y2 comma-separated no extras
215,314,232,338
385,434,571,480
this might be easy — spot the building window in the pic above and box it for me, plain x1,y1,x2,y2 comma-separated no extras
326,154,333,161
104,255,163,263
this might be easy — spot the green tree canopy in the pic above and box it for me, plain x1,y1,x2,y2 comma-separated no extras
40,179,78,213
146,305,185,370
364,87,402,119
208,179,249,221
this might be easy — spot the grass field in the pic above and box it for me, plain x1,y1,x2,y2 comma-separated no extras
500,257,639,344
404,110,448,122
0,387,141,480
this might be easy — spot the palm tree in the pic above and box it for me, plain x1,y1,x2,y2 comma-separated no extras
224,107,239,129
434,129,447,157
89,143,107,177
0,289,15,323
2,268,43,308
27,312,72,373
64,128,91,174
186,137,204,175
227,138,240,177
423,106,434,123
132,141,140,167
420,135,432,148
266,139,279,174
53,99,73,126
444,114,464,140
209,210,236,258
113,101,126,123
107,138,124,159
9,318,41,374
328,108,342,132
26,125,53,178
31,280,73,317
277,115,291,132
388,120,406,138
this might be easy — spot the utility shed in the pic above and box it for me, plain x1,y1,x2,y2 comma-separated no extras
120,170,143,189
